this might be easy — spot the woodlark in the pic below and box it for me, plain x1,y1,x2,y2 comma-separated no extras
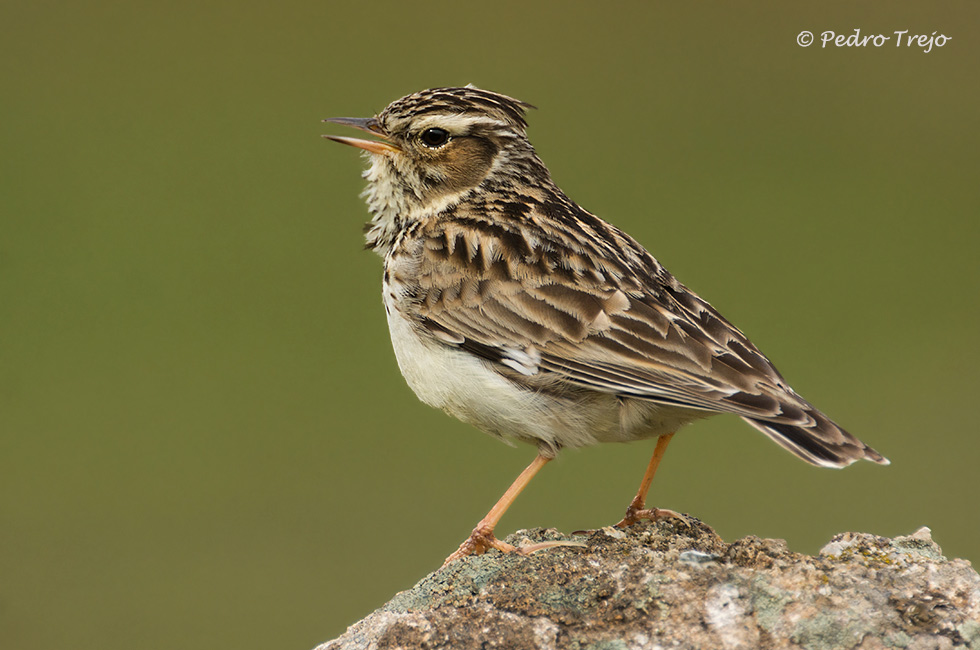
325,86,888,565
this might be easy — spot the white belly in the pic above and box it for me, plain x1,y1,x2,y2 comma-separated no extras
384,302,703,455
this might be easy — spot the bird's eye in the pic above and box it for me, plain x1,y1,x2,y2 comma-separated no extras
419,128,450,148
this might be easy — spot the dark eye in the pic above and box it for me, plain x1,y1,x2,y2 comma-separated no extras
419,128,450,148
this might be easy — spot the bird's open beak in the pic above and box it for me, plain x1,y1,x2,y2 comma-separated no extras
322,117,401,155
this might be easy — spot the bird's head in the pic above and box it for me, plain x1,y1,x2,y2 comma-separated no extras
325,86,544,211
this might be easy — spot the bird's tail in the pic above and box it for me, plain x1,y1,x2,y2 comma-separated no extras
741,413,889,468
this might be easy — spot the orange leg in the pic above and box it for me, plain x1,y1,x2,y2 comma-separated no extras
615,433,685,527
443,453,582,566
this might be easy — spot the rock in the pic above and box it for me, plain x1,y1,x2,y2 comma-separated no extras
316,519,980,650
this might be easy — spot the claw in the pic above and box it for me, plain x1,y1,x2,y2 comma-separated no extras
615,506,689,529
572,506,688,536
442,525,586,566
519,539,587,554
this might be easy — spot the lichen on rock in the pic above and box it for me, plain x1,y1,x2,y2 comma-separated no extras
317,520,980,650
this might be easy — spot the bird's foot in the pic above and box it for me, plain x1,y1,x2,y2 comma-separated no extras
442,524,516,566
570,505,688,536
614,504,688,529
442,524,585,567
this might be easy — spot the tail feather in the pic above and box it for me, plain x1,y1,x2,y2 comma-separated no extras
742,413,889,469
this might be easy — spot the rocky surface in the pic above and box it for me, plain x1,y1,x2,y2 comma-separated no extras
317,519,979,649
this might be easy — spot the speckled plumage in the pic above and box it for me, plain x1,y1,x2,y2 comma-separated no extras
325,86,887,561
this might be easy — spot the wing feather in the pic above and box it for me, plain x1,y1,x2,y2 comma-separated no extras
395,198,886,466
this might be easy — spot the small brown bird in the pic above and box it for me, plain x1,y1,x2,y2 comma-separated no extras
325,86,887,565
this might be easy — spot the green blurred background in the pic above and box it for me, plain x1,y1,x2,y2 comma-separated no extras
2,1,977,648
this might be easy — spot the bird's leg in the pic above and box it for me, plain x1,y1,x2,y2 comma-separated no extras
615,433,685,527
443,453,582,566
